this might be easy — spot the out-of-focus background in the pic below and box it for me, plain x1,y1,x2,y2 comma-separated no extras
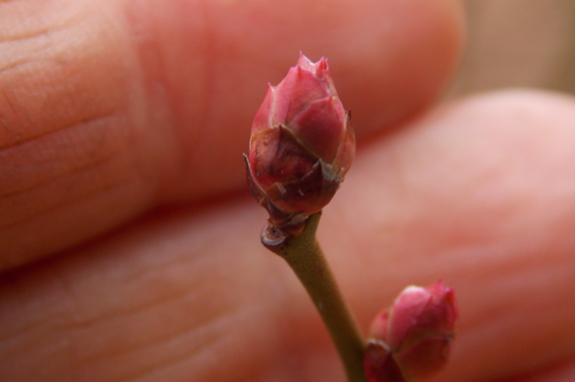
449,0,575,97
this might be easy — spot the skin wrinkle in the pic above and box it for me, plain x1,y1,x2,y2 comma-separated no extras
60,268,211,351
0,27,56,44
0,25,43,48
0,179,127,256
0,1,162,267
0,16,106,148
80,286,214,360
0,14,80,48
115,311,241,382
0,0,77,30
0,175,141,269
0,241,189,349
0,60,124,151
62,290,226,381
72,278,269,381
0,114,120,196
0,262,211,381
36,204,285,382
9,205,261,360
0,155,123,227
0,57,35,77
0,6,129,150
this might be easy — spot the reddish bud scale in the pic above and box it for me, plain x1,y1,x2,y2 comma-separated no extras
364,281,458,382
246,53,355,228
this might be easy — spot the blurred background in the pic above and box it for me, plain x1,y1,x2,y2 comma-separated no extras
449,0,575,97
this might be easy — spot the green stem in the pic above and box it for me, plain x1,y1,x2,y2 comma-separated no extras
262,212,367,382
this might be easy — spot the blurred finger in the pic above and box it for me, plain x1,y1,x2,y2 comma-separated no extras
326,90,575,381
0,0,463,270
2,90,575,381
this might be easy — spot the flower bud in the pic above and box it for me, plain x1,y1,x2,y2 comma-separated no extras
363,281,458,382
245,53,354,228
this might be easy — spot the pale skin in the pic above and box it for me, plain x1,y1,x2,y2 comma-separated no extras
1,0,575,381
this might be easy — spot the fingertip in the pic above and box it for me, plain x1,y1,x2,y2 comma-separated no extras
0,0,465,270
125,0,466,201
326,89,575,382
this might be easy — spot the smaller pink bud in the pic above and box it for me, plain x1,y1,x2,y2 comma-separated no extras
363,281,458,382
245,53,354,229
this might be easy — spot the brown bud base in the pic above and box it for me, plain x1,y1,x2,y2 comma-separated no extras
259,210,323,255
244,126,342,235
244,153,309,236
363,340,405,382
261,222,289,253
245,124,342,231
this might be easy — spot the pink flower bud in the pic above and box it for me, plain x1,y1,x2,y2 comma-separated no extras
245,53,355,228
364,281,458,382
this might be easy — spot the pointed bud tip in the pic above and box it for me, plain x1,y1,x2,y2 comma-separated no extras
295,52,331,78
315,57,329,77
296,51,313,68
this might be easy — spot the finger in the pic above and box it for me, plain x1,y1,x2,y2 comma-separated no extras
2,90,575,381
325,89,575,381
0,0,464,270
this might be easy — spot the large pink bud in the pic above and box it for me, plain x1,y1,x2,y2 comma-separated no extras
245,53,354,228
363,281,458,382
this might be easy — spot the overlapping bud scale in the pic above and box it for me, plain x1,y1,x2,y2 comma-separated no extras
246,53,354,227
364,281,458,382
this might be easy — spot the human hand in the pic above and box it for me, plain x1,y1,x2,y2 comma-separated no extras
1,0,575,381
